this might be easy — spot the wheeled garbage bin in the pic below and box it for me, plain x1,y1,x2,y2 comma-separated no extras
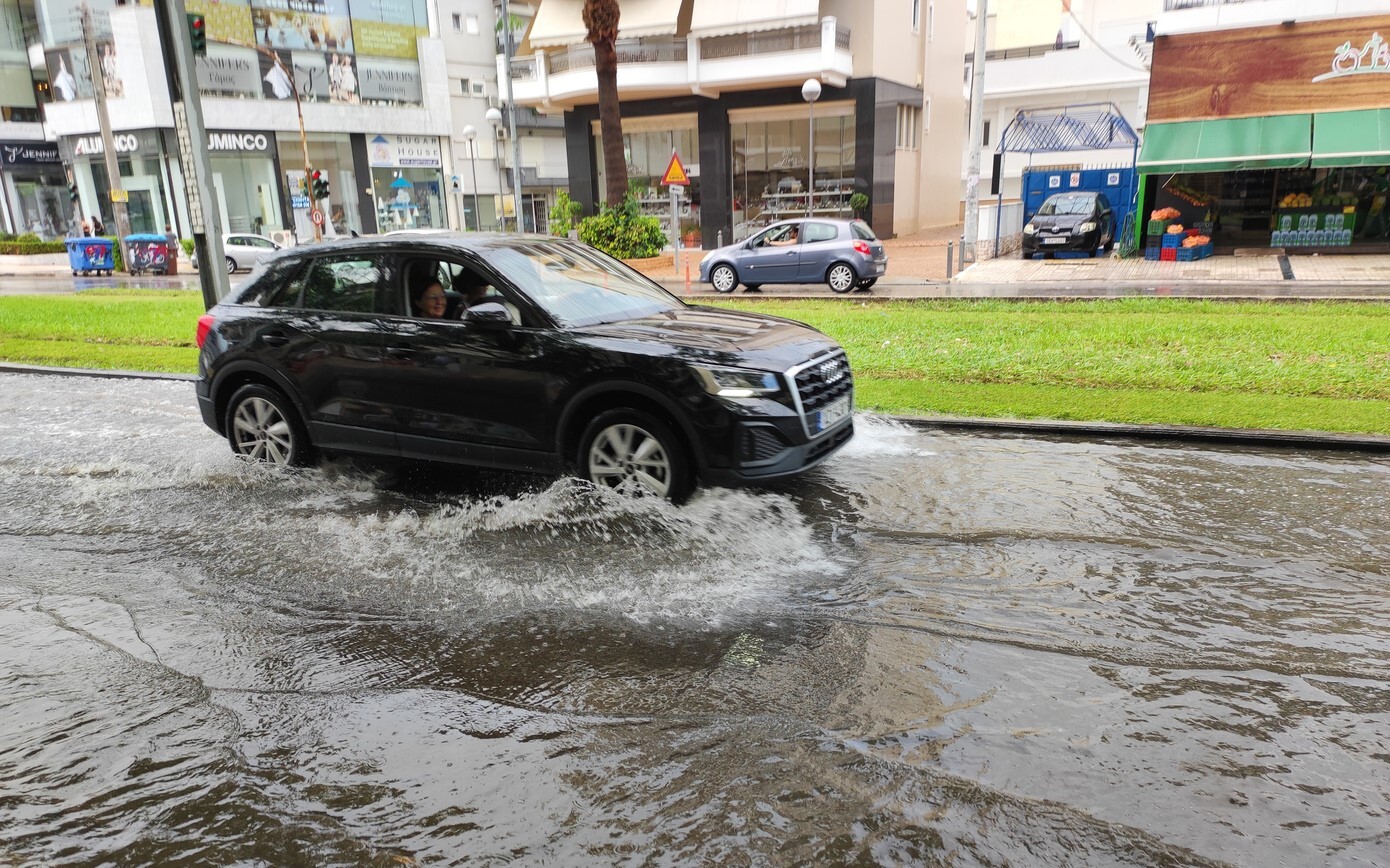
125,233,170,275
65,237,115,276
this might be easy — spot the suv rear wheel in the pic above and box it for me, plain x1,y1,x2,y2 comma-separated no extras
225,383,313,466
579,408,692,502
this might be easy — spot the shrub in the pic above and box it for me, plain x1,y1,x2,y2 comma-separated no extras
0,233,15,242
181,238,195,258
548,190,583,237
849,192,869,219
577,196,667,259
0,240,68,255
16,232,41,244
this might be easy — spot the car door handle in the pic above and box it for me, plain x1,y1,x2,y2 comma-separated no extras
785,251,797,256
261,331,289,347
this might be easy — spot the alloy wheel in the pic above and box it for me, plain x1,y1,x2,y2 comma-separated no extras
230,396,295,464
225,256,236,274
711,264,737,293
827,263,856,293
587,422,672,498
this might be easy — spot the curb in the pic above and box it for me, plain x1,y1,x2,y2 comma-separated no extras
3,362,1387,453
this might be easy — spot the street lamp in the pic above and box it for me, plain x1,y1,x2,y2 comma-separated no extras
485,106,506,231
801,78,821,217
462,124,480,231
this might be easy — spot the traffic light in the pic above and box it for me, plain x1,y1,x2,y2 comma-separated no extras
187,13,207,56
68,181,79,203
311,169,329,200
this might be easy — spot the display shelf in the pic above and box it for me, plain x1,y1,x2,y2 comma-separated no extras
756,189,854,220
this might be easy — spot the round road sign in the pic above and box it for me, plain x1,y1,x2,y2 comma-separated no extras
311,209,325,226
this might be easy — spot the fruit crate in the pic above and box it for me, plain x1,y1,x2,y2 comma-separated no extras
1161,233,1183,249
1175,243,1213,261
1160,247,1177,262
1147,218,1172,235
1144,246,1161,261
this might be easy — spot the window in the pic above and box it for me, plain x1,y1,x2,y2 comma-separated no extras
804,222,838,244
466,14,479,35
911,0,920,33
924,96,931,134
286,256,384,313
452,12,461,31
471,80,485,97
896,105,920,150
460,78,471,95
983,119,991,146
928,2,934,40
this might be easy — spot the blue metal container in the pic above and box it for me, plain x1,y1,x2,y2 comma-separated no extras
65,237,114,276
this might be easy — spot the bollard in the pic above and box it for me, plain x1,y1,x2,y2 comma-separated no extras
684,260,691,295
946,241,953,279
716,230,723,248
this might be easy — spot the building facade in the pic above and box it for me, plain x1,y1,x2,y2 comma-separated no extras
2,0,455,242
506,0,965,243
1139,0,1390,251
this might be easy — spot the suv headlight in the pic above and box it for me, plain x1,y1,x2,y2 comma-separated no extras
1023,223,1037,235
693,365,781,398
1075,221,1097,234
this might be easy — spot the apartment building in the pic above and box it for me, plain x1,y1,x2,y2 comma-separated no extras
505,0,966,242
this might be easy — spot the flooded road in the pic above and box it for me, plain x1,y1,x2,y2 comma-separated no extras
1,372,1387,866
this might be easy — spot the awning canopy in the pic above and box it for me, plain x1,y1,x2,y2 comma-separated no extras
1312,109,1390,169
1138,115,1312,175
527,0,683,48
689,0,820,39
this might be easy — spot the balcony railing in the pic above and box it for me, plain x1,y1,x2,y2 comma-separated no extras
703,23,839,60
1163,0,1263,9
965,41,1080,64
548,37,689,74
510,56,538,82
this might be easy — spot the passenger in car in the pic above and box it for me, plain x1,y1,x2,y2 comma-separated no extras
410,280,448,318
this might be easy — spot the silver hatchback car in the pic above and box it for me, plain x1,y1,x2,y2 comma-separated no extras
700,218,888,294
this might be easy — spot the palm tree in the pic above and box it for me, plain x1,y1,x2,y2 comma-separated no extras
583,0,627,206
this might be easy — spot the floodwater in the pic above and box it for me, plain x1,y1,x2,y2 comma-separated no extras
1,372,1387,867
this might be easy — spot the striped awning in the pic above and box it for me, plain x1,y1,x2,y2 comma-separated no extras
689,0,820,39
527,0,684,48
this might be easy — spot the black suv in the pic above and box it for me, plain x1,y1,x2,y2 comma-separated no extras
194,234,854,501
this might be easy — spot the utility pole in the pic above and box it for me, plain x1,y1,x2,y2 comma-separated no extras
151,0,230,308
81,3,131,273
501,0,524,230
964,0,989,260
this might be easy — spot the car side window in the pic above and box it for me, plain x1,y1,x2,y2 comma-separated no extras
804,222,838,244
278,256,387,314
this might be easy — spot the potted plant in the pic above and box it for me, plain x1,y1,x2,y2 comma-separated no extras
849,192,869,221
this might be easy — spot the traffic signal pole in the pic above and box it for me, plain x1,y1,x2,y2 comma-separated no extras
152,0,230,308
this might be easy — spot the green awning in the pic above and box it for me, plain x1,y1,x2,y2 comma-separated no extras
1138,115,1312,175
1312,109,1390,168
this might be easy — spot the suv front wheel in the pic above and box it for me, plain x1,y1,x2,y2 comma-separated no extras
578,408,692,502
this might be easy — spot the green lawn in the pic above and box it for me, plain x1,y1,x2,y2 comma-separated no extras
1,291,1388,434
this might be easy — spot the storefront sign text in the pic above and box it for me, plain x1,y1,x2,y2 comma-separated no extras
208,131,273,153
369,133,440,168
73,134,139,156
0,141,60,166
1313,32,1390,82
357,59,423,104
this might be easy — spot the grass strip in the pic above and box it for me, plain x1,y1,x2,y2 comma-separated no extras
1,291,1388,434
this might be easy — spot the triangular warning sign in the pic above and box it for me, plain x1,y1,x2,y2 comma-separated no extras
660,150,690,186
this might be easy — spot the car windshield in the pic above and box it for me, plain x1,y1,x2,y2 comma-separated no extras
1038,194,1096,216
485,239,684,328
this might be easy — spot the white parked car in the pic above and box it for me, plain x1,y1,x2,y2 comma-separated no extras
194,234,281,273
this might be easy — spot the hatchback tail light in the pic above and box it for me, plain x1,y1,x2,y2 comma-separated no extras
195,313,215,349
851,240,872,255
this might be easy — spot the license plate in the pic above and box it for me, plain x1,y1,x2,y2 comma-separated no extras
816,395,851,432
1042,236,1066,245
874,263,885,274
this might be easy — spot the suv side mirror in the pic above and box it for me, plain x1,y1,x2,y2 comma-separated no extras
465,301,512,330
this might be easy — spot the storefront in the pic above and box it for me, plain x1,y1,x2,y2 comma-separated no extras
366,133,445,231
203,129,284,237
594,114,701,245
276,132,362,238
729,102,856,241
59,129,174,235
1139,15,1390,252
0,140,67,239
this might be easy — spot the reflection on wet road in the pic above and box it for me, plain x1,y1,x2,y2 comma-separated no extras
1,373,1387,865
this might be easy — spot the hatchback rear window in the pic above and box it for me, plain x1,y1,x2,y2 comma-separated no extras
850,221,878,241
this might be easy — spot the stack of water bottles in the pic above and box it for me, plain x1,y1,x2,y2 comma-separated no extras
1271,212,1354,247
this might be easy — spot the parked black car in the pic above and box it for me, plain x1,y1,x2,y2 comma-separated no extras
1021,191,1115,258
194,234,855,502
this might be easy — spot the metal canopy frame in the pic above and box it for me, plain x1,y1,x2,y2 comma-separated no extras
992,102,1141,254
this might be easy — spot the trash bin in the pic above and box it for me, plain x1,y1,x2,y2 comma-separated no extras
64,237,115,276
125,233,169,275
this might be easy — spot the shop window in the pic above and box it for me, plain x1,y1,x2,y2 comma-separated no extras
729,103,856,241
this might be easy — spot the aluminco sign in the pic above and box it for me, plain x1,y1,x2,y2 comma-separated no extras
208,132,270,152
